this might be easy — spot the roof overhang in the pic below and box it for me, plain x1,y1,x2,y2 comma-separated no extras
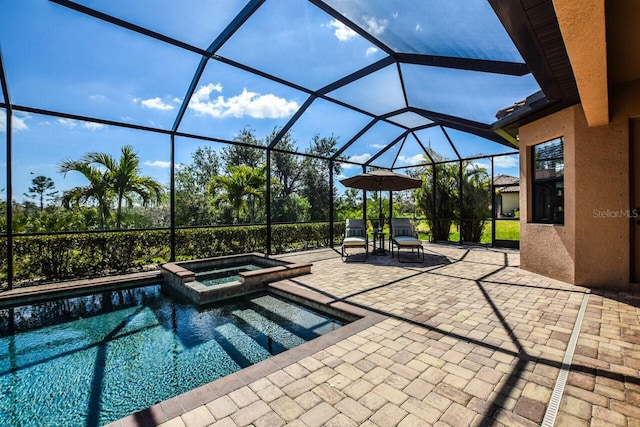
553,0,609,126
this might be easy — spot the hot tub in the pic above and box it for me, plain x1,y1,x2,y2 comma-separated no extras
161,253,312,304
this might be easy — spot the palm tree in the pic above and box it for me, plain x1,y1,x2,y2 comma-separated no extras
243,165,266,223
59,161,113,229
459,162,490,242
211,165,266,224
60,145,164,229
416,159,459,241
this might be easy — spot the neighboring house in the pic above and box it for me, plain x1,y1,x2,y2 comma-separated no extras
494,175,520,217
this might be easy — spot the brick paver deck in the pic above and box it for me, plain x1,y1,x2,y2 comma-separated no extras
105,243,640,427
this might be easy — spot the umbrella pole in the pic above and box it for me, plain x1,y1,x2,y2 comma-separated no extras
379,189,383,230
375,189,387,255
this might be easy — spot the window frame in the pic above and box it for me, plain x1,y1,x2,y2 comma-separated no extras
531,137,565,225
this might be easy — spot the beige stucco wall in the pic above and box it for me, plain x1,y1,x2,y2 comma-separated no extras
520,79,640,288
520,107,576,284
553,0,608,126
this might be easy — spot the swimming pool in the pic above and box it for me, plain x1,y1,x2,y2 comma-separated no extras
0,285,347,426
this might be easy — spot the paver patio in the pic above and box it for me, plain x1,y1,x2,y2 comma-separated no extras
106,243,640,427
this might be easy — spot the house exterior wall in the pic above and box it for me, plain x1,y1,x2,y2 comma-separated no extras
501,193,519,214
520,107,576,284
519,79,640,288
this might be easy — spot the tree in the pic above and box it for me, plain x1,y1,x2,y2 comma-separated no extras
269,130,302,197
268,129,315,222
416,153,490,242
92,145,164,229
11,205,99,233
367,190,389,227
187,146,221,189
24,175,58,210
335,187,362,220
60,145,164,229
211,165,266,224
222,128,265,172
175,146,220,226
300,134,341,221
416,158,459,241
459,163,490,242
59,161,114,229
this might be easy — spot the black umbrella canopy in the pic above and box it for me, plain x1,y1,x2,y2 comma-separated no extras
340,170,422,192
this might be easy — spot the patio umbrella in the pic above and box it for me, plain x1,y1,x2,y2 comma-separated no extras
340,170,422,228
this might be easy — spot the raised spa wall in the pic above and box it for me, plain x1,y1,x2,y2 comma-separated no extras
160,253,312,305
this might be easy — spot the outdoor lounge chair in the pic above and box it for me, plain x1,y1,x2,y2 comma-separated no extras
341,219,368,261
390,218,424,263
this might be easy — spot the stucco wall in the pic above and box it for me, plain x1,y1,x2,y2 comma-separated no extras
572,106,629,287
520,79,639,288
520,107,576,284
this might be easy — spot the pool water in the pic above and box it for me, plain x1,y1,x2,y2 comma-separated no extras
195,263,263,286
0,286,346,427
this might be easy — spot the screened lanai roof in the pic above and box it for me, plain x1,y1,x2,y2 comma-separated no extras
0,0,577,191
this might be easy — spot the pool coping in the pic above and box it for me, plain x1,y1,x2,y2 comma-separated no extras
107,280,385,427
0,270,163,309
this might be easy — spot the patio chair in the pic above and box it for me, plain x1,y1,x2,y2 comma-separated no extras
341,219,368,262
390,218,424,263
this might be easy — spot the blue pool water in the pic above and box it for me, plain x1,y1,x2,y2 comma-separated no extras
0,286,346,427
195,263,263,286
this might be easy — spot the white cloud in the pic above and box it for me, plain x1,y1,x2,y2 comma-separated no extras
370,143,386,149
83,122,106,130
57,118,78,128
415,24,423,32
144,160,171,168
348,153,372,164
141,97,174,111
327,19,357,41
472,161,489,170
494,155,519,168
364,16,387,35
397,154,427,166
189,83,299,119
56,118,105,130
146,120,165,129
0,113,29,131
340,163,359,170
14,115,29,130
365,47,379,56
90,94,106,102
173,97,182,104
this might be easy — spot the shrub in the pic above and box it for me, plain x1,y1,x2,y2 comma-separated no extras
1,222,346,286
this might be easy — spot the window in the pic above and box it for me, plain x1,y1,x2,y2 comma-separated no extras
532,137,564,224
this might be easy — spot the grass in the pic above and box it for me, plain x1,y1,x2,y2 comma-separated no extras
415,219,520,243
484,220,520,242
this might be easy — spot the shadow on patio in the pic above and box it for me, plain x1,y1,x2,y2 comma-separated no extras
267,243,640,426
108,243,640,427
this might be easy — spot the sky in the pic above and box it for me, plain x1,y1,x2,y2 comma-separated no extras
0,0,533,203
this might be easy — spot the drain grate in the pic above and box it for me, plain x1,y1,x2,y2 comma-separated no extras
541,290,590,427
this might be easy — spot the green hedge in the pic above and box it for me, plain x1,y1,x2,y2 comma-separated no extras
0,222,346,287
